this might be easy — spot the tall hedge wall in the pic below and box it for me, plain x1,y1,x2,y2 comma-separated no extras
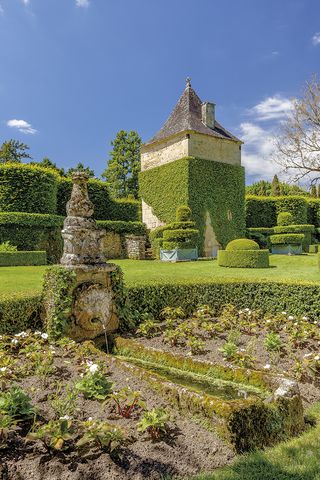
140,156,246,252
56,177,140,221
0,163,58,214
0,164,140,222
245,195,316,228
0,213,64,264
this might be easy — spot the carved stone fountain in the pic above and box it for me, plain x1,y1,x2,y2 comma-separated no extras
59,171,119,341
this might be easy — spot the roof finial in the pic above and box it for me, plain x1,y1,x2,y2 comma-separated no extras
186,77,191,89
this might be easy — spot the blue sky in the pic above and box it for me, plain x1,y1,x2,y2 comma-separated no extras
0,0,319,184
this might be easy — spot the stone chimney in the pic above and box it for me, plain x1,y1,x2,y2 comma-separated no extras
201,102,215,129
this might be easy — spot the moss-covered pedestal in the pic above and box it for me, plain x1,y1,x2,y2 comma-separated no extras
43,171,122,341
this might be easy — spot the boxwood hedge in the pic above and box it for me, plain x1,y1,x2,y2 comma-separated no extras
0,163,58,214
270,234,305,245
0,251,47,266
4,278,320,334
246,196,310,228
218,250,270,268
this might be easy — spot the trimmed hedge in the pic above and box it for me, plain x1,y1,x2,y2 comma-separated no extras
162,228,199,243
277,212,293,226
97,220,146,236
57,177,140,221
309,244,319,253
0,293,41,335
0,212,64,264
0,251,46,266
270,234,304,245
273,224,315,234
246,196,309,228
4,277,320,334
0,163,58,214
226,238,260,251
218,250,270,268
140,156,245,253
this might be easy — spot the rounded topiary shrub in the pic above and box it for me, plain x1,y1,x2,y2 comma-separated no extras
218,249,270,268
176,205,192,222
226,238,260,251
277,212,293,227
0,163,58,214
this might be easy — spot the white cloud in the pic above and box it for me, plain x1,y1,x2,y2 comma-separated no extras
76,0,90,7
0,4,4,15
249,95,293,121
239,122,278,180
312,32,320,46
21,0,30,5
7,119,37,135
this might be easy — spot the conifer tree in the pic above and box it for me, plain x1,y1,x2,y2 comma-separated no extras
271,174,281,196
310,184,317,197
103,130,141,198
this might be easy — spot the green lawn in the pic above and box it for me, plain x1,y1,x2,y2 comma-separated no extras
190,403,320,480
0,255,319,296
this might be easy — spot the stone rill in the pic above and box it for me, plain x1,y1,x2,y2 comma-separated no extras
60,171,119,341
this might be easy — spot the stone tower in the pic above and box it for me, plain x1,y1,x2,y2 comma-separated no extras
139,79,245,256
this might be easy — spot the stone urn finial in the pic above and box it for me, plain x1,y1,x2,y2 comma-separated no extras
60,171,106,266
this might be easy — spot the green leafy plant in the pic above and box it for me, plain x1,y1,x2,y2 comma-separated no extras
75,371,113,400
0,386,35,419
219,341,238,361
49,384,78,419
77,420,124,453
137,408,169,440
163,328,183,346
161,306,185,329
136,319,161,338
110,387,146,418
264,332,282,352
27,418,74,453
0,241,17,252
187,336,205,355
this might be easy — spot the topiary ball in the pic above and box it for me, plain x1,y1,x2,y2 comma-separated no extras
226,238,260,251
277,212,293,226
176,205,192,222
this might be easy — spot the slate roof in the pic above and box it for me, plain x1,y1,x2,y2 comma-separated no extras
145,80,241,145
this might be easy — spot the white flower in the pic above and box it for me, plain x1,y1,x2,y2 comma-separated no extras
88,363,99,374
244,308,250,312
288,316,294,321
59,415,71,421
34,331,42,336
302,316,308,321
314,321,318,325
264,364,271,370
282,311,287,315
41,333,48,340
15,331,28,338
314,355,320,361
266,319,271,324
0,367,7,372
304,353,313,358
238,310,243,315
87,417,93,421
11,339,19,345
294,322,298,326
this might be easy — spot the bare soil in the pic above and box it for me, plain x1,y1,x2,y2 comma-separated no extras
1,345,235,480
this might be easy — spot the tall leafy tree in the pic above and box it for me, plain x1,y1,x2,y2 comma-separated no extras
66,162,95,178
0,139,31,163
103,130,141,198
271,174,281,196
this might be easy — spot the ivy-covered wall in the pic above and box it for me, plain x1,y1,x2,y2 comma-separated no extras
139,156,246,253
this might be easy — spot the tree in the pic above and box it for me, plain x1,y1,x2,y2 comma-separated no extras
246,179,308,196
0,139,31,163
310,184,317,197
246,180,271,196
271,175,281,196
317,184,320,198
30,157,66,176
66,162,95,178
274,76,320,182
103,130,141,198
